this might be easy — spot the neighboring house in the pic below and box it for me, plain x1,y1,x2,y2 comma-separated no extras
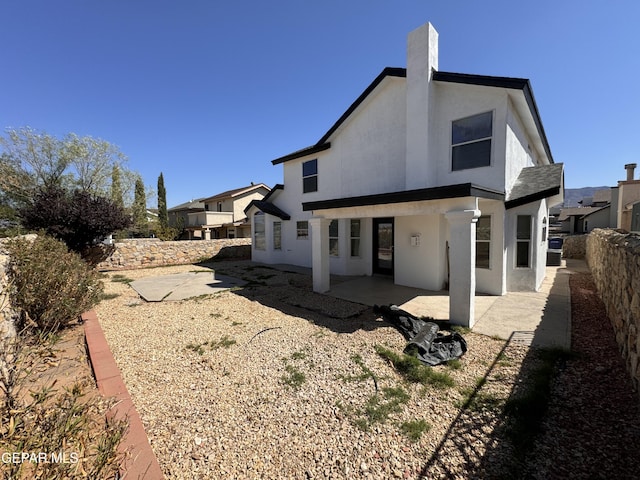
168,198,206,239
183,183,270,240
616,163,640,231
558,206,603,234
245,22,563,326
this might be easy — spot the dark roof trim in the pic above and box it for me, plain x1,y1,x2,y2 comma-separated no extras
271,67,406,165
317,67,407,145
505,186,562,210
261,184,284,202
271,143,331,165
433,71,554,164
302,183,504,212
244,200,291,220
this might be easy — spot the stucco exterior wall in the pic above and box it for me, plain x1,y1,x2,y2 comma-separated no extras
586,228,640,393
476,200,507,295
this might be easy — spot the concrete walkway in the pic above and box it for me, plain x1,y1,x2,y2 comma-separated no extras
130,271,246,301
328,259,589,349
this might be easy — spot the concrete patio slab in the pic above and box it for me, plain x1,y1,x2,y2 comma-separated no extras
130,271,246,301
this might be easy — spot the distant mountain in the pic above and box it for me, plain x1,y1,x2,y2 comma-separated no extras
562,186,610,207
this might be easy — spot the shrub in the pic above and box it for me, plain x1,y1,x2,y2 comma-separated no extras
18,185,131,254
6,235,104,332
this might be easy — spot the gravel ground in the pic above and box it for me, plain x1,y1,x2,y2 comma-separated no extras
94,261,640,479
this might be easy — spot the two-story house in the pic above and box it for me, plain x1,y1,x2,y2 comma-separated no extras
176,183,270,240
246,23,563,326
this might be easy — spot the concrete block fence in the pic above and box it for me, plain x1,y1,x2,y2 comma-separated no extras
90,238,252,270
586,228,640,394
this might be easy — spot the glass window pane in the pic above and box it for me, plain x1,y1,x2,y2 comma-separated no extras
273,222,281,250
351,238,360,257
517,216,531,239
452,112,493,145
302,159,317,176
350,219,360,237
303,175,317,193
452,139,491,171
329,238,339,257
476,242,490,269
329,219,338,237
296,221,308,238
517,241,530,267
476,216,491,241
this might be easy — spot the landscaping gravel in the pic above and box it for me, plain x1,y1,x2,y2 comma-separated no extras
94,261,640,479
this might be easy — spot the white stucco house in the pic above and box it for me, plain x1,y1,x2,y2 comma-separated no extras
245,22,564,327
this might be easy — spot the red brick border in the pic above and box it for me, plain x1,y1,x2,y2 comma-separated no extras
82,310,165,479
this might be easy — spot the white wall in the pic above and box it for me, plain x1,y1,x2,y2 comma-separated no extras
476,200,506,295
429,82,508,192
394,214,447,291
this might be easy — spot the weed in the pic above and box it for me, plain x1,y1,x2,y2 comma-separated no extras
231,321,243,327
351,386,410,431
186,335,236,355
209,312,223,319
291,350,307,361
400,419,431,442
186,342,205,355
110,274,134,284
375,345,454,388
451,325,471,335
281,365,306,390
446,358,463,370
100,293,120,301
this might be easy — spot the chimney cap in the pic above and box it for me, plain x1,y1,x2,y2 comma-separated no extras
625,163,637,169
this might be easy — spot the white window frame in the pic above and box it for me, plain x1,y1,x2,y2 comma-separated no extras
329,219,339,257
476,215,491,269
254,212,265,251
516,215,532,268
273,221,282,250
350,219,361,257
296,221,309,239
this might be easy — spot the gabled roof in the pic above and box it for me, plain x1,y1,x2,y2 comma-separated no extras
579,205,610,219
168,198,206,212
271,67,406,165
505,163,564,210
201,183,270,203
558,207,602,222
433,71,554,164
245,200,291,220
593,189,612,204
302,183,504,212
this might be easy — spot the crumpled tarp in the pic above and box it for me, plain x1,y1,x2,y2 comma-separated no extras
374,304,467,366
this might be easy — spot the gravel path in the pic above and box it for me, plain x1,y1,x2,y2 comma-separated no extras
94,261,640,479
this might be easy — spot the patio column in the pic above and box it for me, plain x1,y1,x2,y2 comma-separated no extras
309,217,331,293
445,209,481,327
203,228,211,240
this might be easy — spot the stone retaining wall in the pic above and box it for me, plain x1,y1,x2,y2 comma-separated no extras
92,238,252,270
562,234,587,259
586,228,640,393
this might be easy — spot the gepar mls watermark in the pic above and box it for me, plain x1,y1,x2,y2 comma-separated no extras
2,451,79,465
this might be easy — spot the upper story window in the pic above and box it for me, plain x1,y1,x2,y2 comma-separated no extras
451,111,493,171
302,159,318,193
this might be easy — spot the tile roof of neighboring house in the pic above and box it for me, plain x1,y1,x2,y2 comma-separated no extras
593,189,612,204
271,68,554,165
302,183,504,212
245,200,291,220
558,207,602,222
505,163,564,210
201,183,270,203
167,198,206,212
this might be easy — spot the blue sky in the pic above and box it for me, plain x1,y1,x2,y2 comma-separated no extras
2,0,639,208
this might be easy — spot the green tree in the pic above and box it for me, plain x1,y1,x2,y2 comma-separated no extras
157,172,168,229
132,176,147,236
110,164,124,210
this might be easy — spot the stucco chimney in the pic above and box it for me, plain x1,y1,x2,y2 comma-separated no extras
406,22,439,190
625,163,636,181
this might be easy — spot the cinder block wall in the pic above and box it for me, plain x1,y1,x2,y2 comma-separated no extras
586,228,640,393
91,238,252,270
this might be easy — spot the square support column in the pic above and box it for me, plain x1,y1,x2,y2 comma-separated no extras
445,209,481,327
309,217,331,293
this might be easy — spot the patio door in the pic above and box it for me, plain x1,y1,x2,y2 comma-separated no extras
373,218,394,275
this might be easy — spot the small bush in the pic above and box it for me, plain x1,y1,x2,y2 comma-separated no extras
6,235,104,332
375,345,455,388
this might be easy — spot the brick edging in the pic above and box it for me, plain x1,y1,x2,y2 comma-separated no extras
82,310,165,479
